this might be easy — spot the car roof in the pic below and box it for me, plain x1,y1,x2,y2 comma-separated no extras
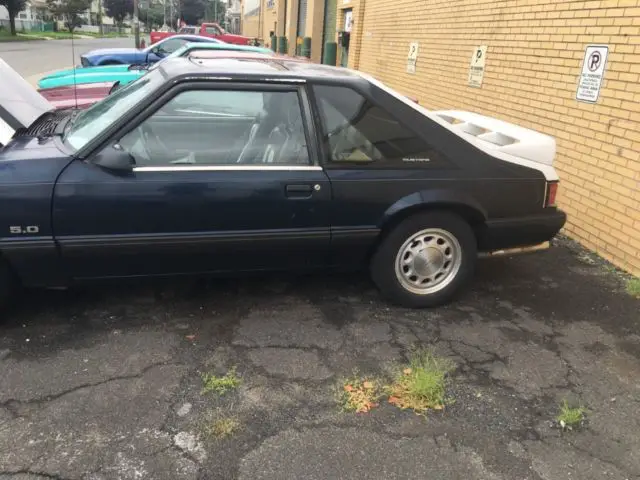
166,34,221,42
183,42,272,54
158,56,364,83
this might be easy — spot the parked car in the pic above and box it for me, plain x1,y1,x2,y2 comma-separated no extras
150,22,256,46
38,43,277,90
79,34,222,67
0,56,566,310
38,48,306,110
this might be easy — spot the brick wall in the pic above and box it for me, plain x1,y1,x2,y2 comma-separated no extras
346,0,640,275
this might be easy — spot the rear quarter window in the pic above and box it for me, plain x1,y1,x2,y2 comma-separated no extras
313,85,451,169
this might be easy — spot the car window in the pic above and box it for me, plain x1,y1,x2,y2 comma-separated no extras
313,85,447,168
118,89,311,167
205,26,222,35
158,38,188,54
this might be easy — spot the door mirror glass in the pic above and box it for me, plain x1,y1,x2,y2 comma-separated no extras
94,143,135,171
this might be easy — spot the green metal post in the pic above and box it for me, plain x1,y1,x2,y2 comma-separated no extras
322,42,337,65
278,36,288,54
301,36,312,58
271,35,277,51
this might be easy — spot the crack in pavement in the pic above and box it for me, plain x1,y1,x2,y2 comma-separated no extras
0,470,73,480
0,362,181,411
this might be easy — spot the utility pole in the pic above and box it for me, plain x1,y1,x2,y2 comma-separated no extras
98,0,103,35
134,0,140,48
214,0,217,23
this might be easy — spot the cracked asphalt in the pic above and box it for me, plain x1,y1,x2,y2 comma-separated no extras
1,237,639,480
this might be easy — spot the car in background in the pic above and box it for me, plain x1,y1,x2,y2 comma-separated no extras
150,22,256,46
0,56,566,310
38,43,276,90
38,47,301,110
79,34,222,66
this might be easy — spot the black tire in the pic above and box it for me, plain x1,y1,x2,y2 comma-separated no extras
370,211,477,308
0,258,15,312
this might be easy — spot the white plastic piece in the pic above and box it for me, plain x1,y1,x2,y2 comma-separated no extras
356,71,560,181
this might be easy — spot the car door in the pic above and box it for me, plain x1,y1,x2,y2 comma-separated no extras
52,82,332,280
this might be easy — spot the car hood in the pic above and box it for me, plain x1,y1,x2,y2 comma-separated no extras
0,58,54,146
39,69,141,89
39,64,131,84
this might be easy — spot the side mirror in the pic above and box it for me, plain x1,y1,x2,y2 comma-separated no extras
94,143,135,171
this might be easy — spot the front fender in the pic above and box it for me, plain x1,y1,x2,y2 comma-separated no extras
380,189,488,229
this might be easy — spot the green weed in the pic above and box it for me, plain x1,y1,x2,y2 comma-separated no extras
201,367,241,395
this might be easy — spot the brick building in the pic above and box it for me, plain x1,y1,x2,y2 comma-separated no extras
245,0,640,276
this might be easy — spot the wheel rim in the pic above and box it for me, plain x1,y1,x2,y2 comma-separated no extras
394,228,463,295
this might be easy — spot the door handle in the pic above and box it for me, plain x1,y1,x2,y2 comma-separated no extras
285,184,313,198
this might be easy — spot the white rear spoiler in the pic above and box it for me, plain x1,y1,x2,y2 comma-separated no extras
432,110,556,166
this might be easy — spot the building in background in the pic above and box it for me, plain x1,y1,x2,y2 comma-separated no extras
240,0,336,63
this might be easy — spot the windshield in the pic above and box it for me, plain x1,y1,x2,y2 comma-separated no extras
63,70,165,151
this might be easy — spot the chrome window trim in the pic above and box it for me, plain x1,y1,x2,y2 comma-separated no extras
132,165,323,172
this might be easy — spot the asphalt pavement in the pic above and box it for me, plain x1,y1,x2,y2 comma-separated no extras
0,37,134,85
1,237,639,479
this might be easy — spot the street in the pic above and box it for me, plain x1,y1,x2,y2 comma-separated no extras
1,41,640,480
0,37,133,85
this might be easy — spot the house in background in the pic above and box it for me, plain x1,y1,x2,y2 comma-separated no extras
226,0,241,34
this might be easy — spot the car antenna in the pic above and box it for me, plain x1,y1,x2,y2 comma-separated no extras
71,27,79,110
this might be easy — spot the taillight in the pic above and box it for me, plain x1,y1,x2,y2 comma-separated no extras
546,182,558,207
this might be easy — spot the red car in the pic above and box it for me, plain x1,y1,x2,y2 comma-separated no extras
38,82,115,110
150,23,256,46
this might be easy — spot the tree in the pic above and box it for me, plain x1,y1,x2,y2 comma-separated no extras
0,0,27,35
103,0,133,31
180,0,205,25
47,0,92,32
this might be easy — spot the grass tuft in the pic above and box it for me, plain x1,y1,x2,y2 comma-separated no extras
338,374,382,413
386,349,455,415
201,367,241,395
205,416,241,439
557,399,587,430
626,278,640,299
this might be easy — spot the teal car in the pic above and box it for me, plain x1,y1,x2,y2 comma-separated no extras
37,43,275,90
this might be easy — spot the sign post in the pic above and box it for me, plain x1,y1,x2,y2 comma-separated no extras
576,45,609,103
468,46,487,88
406,42,419,74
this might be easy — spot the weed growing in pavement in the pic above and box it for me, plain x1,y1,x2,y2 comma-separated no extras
556,399,587,430
386,349,455,415
338,374,383,413
626,278,640,299
201,367,241,395
205,416,241,439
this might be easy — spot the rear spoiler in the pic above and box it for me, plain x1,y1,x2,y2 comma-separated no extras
431,110,556,167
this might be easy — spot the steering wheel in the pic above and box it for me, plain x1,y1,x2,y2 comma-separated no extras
139,123,173,160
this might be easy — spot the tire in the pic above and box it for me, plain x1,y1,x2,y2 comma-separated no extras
370,211,477,308
0,258,15,312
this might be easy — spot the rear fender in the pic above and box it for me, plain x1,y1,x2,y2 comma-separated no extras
379,189,487,231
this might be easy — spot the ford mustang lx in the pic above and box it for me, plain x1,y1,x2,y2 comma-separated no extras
0,56,566,310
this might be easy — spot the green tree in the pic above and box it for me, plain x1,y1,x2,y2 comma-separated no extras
0,0,27,35
47,0,92,32
180,0,205,25
103,0,133,31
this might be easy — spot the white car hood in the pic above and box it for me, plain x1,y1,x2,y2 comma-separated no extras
0,58,54,146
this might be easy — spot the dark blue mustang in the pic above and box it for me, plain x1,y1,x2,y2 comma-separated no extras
79,34,223,66
0,56,566,310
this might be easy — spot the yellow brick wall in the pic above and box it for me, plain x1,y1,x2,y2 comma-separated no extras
346,0,640,275
242,12,260,38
